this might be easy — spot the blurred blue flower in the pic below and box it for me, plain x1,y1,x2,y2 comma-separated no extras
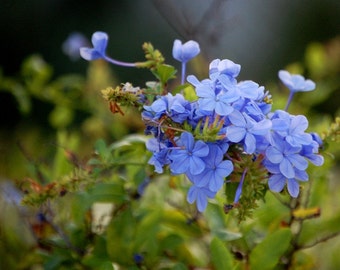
278,70,315,111
62,32,89,61
278,70,316,93
187,185,216,212
169,132,209,175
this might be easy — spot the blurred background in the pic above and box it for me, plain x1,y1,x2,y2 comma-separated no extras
0,1,340,269
0,0,339,183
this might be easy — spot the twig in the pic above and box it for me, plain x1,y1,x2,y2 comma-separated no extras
298,231,340,250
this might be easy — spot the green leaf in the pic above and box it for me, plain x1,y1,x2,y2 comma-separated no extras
94,139,111,161
87,182,127,203
210,237,234,270
152,64,177,85
107,206,136,266
134,209,162,260
249,228,292,270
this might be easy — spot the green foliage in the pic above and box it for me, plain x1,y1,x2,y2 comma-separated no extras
1,37,340,270
249,228,292,270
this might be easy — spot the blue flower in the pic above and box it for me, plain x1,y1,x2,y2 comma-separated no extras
196,84,237,116
278,70,316,93
186,144,233,192
172,39,200,63
209,59,241,82
226,110,272,154
300,140,324,166
172,39,200,85
80,31,136,67
265,136,308,179
80,31,108,61
144,93,190,124
268,174,305,198
187,185,216,212
169,132,209,175
285,115,313,147
264,159,309,197
278,70,316,111
146,138,171,173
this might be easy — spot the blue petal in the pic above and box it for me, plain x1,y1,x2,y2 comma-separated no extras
287,179,300,197
287,154,308,170
181,132,195,150
227,126,246,143
193,140,209,157
196,85,215,99
244,133,256,154
279,158,295,178
215,102,233,116
91,31,108,55
79,48,102,60
228,110,246,127
268,174,286,193
182,40,200,61
189,156,206,175
265,146,283,163
172,40,182,61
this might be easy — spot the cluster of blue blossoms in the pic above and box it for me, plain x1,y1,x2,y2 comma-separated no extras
80,32,324,212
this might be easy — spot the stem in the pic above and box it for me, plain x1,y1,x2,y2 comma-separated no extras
284,92,295,111
181,62,186,85
104,56,137,67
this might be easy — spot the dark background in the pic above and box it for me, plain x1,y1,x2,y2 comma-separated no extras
0,0,339,133
1,0,339,78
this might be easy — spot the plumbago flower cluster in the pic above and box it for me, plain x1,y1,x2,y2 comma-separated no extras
81,31,324,215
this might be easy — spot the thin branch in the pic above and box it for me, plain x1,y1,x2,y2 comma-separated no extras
298,231,340,250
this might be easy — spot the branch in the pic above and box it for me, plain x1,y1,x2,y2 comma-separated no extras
298,231,340,250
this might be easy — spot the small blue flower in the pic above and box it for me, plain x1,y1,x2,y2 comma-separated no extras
187,185,216,212
169,132,209,175
300,140,324,166
172,39,200,63
186,144,233,192
226,110,272,154
146,141,171,174
278,70,316,111
80,31,108,61
172,39,200,85
193,79,238,116
278,70,316,93
285,115,313,147
268,174,301,197
265,136,308,179
144,93,190,124
209,59,241,82
80,31,136,67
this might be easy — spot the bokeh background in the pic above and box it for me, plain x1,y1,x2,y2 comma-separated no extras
0,0,340,268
